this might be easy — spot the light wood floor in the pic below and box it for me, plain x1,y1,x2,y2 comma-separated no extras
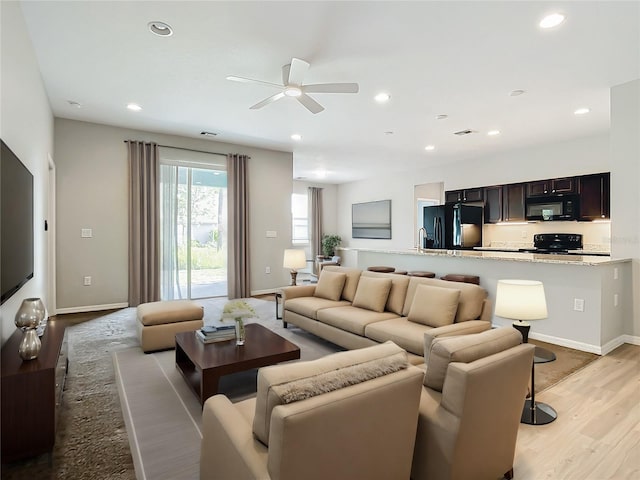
514,343,640,479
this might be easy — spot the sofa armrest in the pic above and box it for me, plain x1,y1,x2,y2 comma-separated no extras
479,298,493,322
423,320,491,357
281,285,316,301
201,395,269,480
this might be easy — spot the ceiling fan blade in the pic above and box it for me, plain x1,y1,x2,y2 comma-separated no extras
250,92,286,110
297,93,325,114
226,75,283,89
303,83,360,94
286,58,310,86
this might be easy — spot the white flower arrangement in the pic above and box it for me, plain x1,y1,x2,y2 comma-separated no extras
220,300,257,321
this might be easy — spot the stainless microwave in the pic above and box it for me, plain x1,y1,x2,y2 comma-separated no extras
525,195,579,221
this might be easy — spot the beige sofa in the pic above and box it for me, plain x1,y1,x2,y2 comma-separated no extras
282,266,492,364
200,341,424,480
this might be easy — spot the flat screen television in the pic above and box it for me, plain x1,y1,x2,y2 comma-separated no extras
352,199,392,239
1,139,34,305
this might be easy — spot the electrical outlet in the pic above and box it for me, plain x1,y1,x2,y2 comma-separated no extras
81,228,92,238
573,298,584,312
614,267,619,280
83,276,92,286
265,266,271,274
266,231,277,238
614,294,619,307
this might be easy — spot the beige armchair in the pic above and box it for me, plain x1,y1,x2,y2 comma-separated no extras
200,341,424,480
411,327,534,480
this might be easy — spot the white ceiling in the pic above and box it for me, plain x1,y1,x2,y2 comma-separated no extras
19,1,640,184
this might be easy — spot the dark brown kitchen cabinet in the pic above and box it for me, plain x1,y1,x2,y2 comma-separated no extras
503,183,526,222
527,177,575,197
578,173,610,220
445,187,483,204
484,185,503,223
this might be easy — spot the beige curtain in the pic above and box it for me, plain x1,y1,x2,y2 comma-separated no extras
309,187,323,272
227,154,251,299
127,141,160,306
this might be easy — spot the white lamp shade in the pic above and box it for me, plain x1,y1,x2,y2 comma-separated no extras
283,249,307,269
495,279,548,321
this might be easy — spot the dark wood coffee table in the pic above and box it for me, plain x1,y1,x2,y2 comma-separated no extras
175,323,300,406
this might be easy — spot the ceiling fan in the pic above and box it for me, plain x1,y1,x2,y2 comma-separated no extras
227,58,359,114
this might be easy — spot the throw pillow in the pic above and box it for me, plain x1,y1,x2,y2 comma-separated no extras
424,327,522,391
408,284,460,327
352,276,393,312
313,270,347,301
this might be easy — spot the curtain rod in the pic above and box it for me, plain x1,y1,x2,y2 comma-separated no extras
123,141,249,158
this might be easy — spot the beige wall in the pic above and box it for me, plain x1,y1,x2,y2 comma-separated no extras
0,2,54,343
54,118,292,311
610,79,640,337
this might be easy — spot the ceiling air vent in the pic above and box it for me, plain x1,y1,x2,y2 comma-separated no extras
454,129,475,136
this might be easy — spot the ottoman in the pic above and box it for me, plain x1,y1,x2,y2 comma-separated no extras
137,300,204,353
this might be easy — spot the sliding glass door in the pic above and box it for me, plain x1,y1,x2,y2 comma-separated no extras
160,163,227,300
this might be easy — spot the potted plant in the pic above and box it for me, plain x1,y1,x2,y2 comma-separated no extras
322,234,342,258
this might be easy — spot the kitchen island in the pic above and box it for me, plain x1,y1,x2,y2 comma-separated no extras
338,247,632,354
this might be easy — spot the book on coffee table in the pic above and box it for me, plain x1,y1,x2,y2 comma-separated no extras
196,330,235,344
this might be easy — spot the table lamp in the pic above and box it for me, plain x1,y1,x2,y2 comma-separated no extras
495,279,548,342
283,249,307,285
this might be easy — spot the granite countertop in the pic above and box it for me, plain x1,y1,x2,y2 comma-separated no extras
341,247,629,266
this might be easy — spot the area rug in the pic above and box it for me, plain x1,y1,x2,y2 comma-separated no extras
1,297,599,479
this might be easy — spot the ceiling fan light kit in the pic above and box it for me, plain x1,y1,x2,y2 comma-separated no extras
228,57,359,114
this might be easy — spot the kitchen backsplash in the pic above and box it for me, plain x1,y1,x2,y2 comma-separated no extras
483,221,611,252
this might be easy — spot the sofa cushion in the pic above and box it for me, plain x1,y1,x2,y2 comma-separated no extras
408,284,460,328
314,270,347,301
362,271,410,315
317,306,399,336
253,341,407,446
285,297,350,320
403,277,487,322
323,266,363,302
424,327,522,392
365,317,432,356
352,276,393,312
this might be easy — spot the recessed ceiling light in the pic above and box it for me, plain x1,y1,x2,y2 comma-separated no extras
67,100,82,108
435,114,448,120
509,89,526,97
487,130,501,136
539,13,566,29
384,131,394,135
375,92,391,103
148,21,173,37
291,134,302,141
200,131,217,137
126,103,142,111
424,145,435,151
574,108,591,115
284,86,302,97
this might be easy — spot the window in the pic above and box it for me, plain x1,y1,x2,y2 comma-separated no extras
292,193,309,244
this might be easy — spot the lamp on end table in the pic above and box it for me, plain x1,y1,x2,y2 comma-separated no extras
283,249,307,286
495,279,557,425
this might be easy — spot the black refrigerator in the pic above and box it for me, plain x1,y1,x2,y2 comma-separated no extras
423,204,483,249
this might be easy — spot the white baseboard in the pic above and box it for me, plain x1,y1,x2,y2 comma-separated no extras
54,302,129,315
251,289,277,296
622,334,640,346
509,329,639,356
527,331,603,355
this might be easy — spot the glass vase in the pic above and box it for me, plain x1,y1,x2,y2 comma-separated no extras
235,318,245,346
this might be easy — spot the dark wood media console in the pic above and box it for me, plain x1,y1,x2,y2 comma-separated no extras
1,320,68,463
